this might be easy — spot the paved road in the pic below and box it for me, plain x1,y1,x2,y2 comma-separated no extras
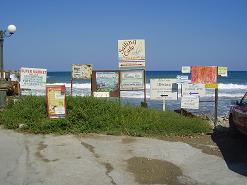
0,128,246,185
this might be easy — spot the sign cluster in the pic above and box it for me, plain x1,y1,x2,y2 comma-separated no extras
18,39,228,119
118,39,146,101
149,65,227,110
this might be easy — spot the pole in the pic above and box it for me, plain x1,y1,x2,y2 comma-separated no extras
70,79,73,96
0,37,3,79
0,37,7,108
214,87,218,127
144,69,146,103
214,67,219,127
163,99,166,111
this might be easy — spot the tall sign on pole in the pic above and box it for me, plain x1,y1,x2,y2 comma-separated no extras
118,39,146,104
191,66,218,126
118,39,145,69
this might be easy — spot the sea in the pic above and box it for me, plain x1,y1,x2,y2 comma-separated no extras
47,71,247,118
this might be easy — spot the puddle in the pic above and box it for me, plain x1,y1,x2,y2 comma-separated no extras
122,137,136,144
36,141,59,163
127,157,185,185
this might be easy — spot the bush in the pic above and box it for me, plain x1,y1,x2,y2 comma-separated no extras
0,96,212,136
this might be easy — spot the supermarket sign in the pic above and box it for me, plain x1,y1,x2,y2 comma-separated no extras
20,67,47,95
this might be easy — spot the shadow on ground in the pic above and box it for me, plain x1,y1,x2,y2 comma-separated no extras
211,126,247,176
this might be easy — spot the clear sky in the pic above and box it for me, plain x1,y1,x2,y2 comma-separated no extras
1,0,247,71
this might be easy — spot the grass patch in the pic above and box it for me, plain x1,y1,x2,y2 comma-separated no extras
0,96,212,136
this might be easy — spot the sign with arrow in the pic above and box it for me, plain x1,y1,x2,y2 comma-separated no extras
182,83,205,97
150,79,178,100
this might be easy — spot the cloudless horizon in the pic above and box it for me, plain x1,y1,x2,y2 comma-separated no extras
1,0,247,71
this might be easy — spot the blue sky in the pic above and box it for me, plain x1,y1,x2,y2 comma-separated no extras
1,0,247,71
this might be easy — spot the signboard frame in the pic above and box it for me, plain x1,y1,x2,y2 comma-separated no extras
46,85,66,119
71,64,93,96
120,70,145,91
150,78,178,101
191,66,217,88
181,96,200,110
71,64,92,80
91,70,120,98
20,67,47,96
118,39,145,70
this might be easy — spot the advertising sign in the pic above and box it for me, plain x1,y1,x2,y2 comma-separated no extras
150,79,178,100
91,70,120,97
182,66,191,73
181,96,199,109
120,70,144,90
46,85,66,119
191,66,217,88
20,67,47,95
118,39,145,61
119,61,145,69
118,39,145,69
182,83,205,97
218,66,228,77
72,64,92,79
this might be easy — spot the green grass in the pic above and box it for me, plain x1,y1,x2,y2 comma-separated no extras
0,96,212,136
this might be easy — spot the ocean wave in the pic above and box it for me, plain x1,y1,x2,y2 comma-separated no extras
47,82,247,90
218,83,247,90
46,82,246,98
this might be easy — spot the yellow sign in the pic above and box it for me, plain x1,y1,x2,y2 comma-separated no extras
46,85,66,118
218,66,228,77
205,84,218,89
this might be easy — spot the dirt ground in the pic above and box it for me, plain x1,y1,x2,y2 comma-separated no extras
159,125,247,164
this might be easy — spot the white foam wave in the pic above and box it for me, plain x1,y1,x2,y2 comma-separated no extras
218,83,247,90
46,82,246,98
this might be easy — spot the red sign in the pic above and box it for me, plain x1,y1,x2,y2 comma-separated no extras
191,66,217,85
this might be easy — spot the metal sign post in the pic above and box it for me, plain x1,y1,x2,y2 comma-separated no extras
214,67,219,127
163,99,166,111
160,94,168,111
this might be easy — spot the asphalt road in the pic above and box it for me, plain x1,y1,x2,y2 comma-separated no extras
0,128,246,185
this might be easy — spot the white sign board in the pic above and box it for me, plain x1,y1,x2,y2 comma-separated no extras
182,66,191,73
177,75,188,80
120,70,144,90
181,96,199,109
150,79,178,100
150,79,177,91
72,64,92,79
20,67,47,95
176,75,190,84
182,83,205,97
